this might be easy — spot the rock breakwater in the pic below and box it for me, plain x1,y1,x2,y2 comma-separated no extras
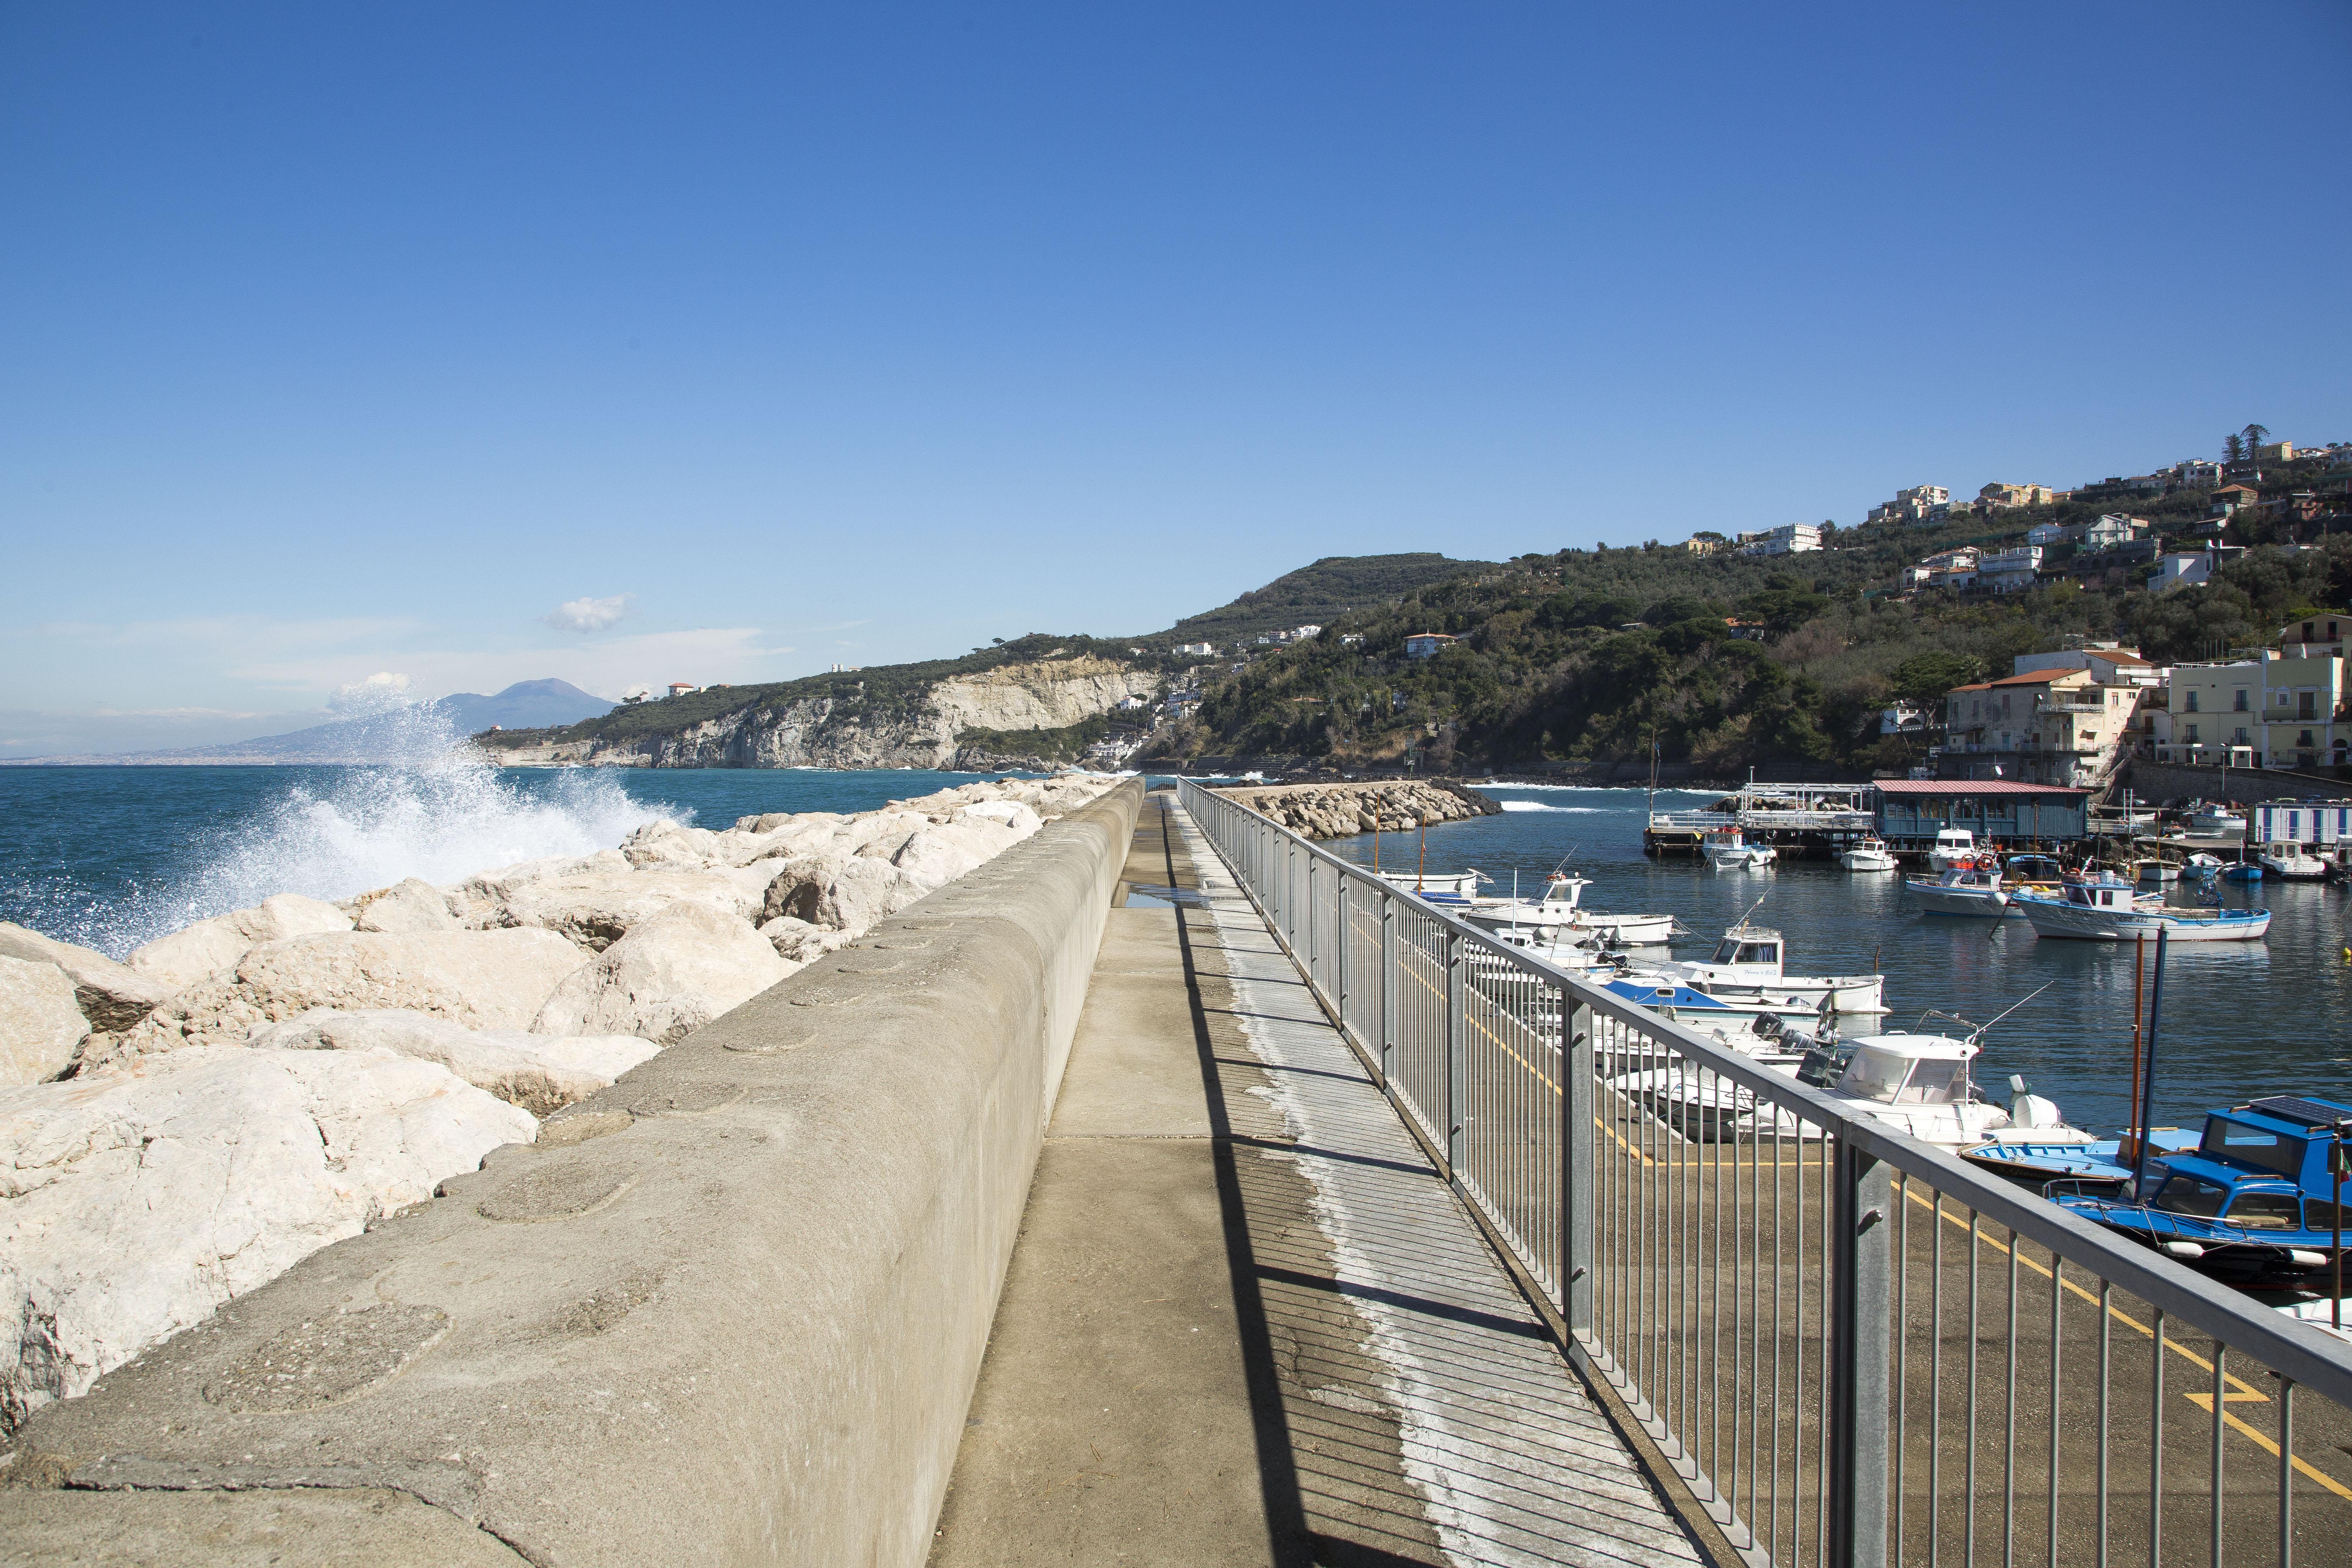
1212,779,1500,840
0,773,1117,1433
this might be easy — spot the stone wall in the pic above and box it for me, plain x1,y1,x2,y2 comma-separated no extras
2124,759,2352,807
0,780,1146,1567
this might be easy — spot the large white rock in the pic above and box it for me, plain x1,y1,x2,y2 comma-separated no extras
0,924,175,1034
0,1045,535,1432
118,928,591,1057
885,817,1022,888
531,902,791,1046
0,958,87,1087
126,893,356,992
495,868,762,951
619,820,722,870
456,848,631,908
246,1008,657,1117
759,852,930,932
352,877,459,934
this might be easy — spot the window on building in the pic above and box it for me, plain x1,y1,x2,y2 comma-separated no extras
2187,724,2200,743
2234,689,2249,711
2300,730,2316,748
2236,727,2251,745
2186,691,2200,712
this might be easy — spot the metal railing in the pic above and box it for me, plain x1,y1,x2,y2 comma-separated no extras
1178,778,2352,1567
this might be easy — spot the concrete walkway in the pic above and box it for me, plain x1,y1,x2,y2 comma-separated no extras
929,795,1706,1568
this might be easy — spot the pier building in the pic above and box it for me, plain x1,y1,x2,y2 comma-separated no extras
1644,778,2090,860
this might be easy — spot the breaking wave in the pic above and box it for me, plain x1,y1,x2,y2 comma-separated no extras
91,717,676,954
1496,801,1604,813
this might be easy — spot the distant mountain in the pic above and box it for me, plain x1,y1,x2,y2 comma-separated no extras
1142,554,1501,647
16,680,617,765
438,679,617,735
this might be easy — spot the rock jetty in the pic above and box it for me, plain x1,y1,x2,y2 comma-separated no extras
0,773,1117,1434
1212,779,1500,840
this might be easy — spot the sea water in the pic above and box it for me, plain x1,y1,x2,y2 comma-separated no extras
0,758,1039,960
1318,783,2352,1136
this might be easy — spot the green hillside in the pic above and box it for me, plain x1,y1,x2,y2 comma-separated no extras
1139,553,1498,646
1154,510,2352,775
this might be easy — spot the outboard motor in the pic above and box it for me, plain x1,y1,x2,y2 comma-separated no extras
2008,1074,2066,1130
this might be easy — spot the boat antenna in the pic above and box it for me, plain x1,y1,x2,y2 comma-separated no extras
1735,889,1770,929
1921,982,2054,1044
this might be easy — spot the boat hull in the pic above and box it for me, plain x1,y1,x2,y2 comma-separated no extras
1906,879,2010,916
2011,896,2271,942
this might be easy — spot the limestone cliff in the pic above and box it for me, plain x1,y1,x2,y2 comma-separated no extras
494,656,1158,769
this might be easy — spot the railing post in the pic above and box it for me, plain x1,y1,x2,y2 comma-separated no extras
1562,991,1595,1362
1829,1133,1893,1568
1378,890,1395,1087
1306,856,1318,991
1444,928,1464,1182
1334,872,1349,1041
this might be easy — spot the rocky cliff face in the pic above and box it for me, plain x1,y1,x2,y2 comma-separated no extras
496,657,1156,769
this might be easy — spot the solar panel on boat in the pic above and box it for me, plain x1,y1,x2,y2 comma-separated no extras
2244,1096,2352,1128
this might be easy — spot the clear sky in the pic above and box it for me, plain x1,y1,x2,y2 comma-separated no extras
3,1,2346,756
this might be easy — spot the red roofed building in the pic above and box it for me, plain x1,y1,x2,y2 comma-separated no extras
1938,663,2144,785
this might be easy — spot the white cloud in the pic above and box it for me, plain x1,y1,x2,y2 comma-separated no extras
543,594,634,634
329,671,414,716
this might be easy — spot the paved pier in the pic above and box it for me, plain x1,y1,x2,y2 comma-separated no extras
929,795,1707,1568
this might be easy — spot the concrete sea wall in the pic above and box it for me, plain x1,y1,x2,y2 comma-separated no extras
0,779,1146,1565
2125,758,2351,807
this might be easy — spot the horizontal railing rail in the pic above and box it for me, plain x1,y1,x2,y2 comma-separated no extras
1178,777,2352,1568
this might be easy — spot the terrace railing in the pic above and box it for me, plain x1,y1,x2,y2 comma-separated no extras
1178,778,2352,1568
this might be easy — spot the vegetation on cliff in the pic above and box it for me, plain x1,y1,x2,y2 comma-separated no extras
1153,518,2352,774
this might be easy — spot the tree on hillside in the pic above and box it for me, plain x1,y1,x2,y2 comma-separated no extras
2224,433,2246,465
1888,652,1982,706
2243,423,2272,457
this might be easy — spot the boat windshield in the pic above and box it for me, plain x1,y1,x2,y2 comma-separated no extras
2223,1192,2304,1231
1841,1050,1964,1104
1709,938,1780,965
2199,1120,2307,1180
2150,1176,2229,1217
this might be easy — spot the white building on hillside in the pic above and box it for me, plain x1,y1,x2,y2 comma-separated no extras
1742,523,1822,556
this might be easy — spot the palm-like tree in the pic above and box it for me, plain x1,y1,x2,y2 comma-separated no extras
2243,422,2272,456
2224,432,2246,464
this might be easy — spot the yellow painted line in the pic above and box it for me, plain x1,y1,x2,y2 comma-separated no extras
1901,1184,2352,1500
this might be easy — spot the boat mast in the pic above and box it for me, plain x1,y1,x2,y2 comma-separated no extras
2129,929,2171,1197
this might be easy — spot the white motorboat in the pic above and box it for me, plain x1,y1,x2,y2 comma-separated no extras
2135,859,2181,883
1618,1028,2097,1151
1624,922,1887,1014
2260,848,2329,880
1927,828,1982,873
1906,863,2009,916
1700,827,1777,870
1458,872,1677,946
2010,874,2272,942
1840,837,1900,872
2187,802,2248,834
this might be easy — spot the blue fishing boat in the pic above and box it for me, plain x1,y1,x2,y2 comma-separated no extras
1962,1127,2196,1191
2053,1096,2352,1286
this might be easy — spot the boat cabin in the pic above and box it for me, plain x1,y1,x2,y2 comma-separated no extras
1705,924,1783,970
1933,828,1975,854
2147,1097,2352,1211
1797,1033,1980,1106
2058,874,2136,912
2004,854,2065,882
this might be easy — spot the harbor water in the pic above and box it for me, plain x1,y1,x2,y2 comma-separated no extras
1314,782,2352,1137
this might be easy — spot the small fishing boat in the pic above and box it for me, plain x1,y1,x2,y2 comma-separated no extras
1839,836,1899,872
2187,801,2248,834
1963,1124,2197,1190
1906,861,2009,916
1458,872,1677,945
1928,827,1982,873
1700,827,1777,870
2054,1096,2352,1286
2010,873,2272,942
2260,847,2329,880
1374,868,1485,899
2135,858,2181,884
1624,921,1887,1013
2184,852,2226,878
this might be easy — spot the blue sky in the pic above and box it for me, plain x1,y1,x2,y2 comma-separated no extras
3,1,2347,756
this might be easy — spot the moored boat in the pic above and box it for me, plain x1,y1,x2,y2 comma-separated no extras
2187,801,2248,834
1374,867,1484,899
1457,871,1677,945
1928,827,1982,872
1700,826,1777,870
2010,873,2271,942
1906,861,2009,916
1839,836,1899,872
1622,921,1887,1013
2053,1096,2352,1286
2260,847,2329,880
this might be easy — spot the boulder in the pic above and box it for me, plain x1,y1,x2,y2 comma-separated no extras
0,958,87,1086
495,868,762,952
760,853,929,932
116,927,591,1057
958,799,1044,837
456,848,631,907
352,877,459,934
886,818,1020,889
619,820,722,870
246,1008,659,1116
125,893,355,992
0,1044,535,1432
0,924,176,1033
756,915,851,963
531,902,791,1046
